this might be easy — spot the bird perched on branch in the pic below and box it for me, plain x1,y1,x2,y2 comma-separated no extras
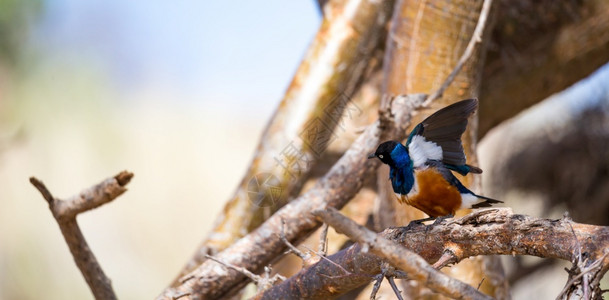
368,99,501,222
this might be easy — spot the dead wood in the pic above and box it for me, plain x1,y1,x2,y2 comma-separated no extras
255,208,609,299
29,171,133,300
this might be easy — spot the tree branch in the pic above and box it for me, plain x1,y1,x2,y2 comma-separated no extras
256,208,609,299
157,91,426,299
173,0,394,283
29,171,133,300
160,0,498,297
381,0,506,296
314,208,491,300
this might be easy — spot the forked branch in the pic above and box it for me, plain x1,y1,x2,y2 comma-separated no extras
30,171,133,300
313,208,492,300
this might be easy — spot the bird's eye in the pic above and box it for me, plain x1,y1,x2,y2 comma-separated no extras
378,155,384,159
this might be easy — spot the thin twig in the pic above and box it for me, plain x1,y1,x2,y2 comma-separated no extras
557,252,609,299
370,274,383,300
30,171,133,300
204,254,261,283
424,0,494,106
29,177,54,204
567,220,590,299
477,278,485,290
387,276,405,300
568,221,583,263
204,254,285,293
302,244,351,276
583,272,590,300
280,219,310,262
319,223,329,256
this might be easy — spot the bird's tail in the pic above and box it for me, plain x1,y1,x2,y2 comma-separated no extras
471,194,503,208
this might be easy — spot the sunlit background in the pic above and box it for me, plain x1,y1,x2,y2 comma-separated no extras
3,1,608,299
0,1,320,299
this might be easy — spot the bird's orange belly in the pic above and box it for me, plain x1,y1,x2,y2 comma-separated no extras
397,168,462,217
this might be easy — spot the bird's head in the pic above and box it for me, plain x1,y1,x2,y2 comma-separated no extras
368,140,400,165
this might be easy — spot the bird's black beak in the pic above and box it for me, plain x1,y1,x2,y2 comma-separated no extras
367,153,376,159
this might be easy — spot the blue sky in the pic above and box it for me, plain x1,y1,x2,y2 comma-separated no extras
33,0,321,115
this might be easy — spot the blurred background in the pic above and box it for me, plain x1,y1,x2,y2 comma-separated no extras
0,1,319,299
1,0,609,299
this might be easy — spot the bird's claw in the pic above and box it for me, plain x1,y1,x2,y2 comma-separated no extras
407,217,435,227
431,214,454,226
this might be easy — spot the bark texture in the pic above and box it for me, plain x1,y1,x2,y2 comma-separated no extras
158,94,427,299
255,208,609,299
380,0,506,297
173,0,396,283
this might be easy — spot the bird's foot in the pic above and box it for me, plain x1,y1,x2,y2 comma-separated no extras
431,214,454,226
407,216,436,226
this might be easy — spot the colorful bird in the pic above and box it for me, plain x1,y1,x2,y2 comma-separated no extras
368,99,502,222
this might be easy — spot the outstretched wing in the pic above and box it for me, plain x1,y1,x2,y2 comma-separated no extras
406,99,479,168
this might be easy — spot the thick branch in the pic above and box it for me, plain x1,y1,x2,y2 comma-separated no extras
29,171,133,300
157,92,425,299
160,0,498,297
257,208,609,299
174,0,394,283
313,208,493,300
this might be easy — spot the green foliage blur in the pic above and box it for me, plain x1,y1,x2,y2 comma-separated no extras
0,0,40,67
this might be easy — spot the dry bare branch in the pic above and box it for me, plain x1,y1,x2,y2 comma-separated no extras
386,276,405,300
279,219,313,264
256,208,609,299
173,0,395,283
157,92,427,300
160,0,501,297
370,273,383,300
313,208,493,300
29,171,133,300
203,255,285,293
318,223,329,256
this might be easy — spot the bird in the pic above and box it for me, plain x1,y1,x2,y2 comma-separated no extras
368,98,502,222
